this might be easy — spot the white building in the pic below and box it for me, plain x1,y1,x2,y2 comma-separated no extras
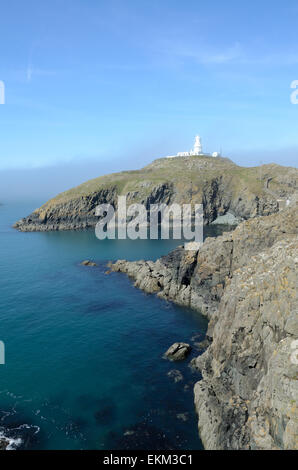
166,135,220,159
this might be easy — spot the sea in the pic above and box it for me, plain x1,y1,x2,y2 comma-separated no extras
0,201,232,450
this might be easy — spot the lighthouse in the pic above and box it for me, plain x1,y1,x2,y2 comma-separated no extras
192,135,202,155
166,134,220,158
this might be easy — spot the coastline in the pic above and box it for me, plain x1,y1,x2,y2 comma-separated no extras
13,157,297,233
8,158,298,450
109,206,298,449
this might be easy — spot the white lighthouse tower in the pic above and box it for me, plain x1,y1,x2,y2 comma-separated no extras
166,134,219,158
192,135,202,155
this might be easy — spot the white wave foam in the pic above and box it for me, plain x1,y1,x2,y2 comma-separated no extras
0,431,23,450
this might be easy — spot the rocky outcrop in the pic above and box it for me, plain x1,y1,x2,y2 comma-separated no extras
14,157,297,231
0,439,8,450
109,206,298,449
14,188,118,232
109,207,297,318
164,342,191,361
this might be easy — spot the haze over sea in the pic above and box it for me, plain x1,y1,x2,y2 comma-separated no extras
0,201,233,450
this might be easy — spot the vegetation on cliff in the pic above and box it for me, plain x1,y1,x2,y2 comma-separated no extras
14,156,297,231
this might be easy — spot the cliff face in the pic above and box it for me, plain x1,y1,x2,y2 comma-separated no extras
194,237,297,450
14,156,297,231
109,206,298,449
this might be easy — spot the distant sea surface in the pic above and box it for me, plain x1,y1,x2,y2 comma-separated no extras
0,202,232,450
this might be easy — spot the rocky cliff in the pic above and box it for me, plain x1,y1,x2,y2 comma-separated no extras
109,206,298,449
14,156,297,231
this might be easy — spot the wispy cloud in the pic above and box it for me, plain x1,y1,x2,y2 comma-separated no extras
174,42,242,65
154,39,243,67
155,37,298,68
26,44,58,82
26,64,57,83
26,63,32,82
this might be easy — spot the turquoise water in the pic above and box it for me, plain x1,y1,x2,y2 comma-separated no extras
0,202,228,450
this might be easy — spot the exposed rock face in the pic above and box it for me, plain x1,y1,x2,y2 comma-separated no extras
194,238,298,450
14,157,297,231
211,212,241,225
14,188,118,232
164,343,191,361
109,206,298,449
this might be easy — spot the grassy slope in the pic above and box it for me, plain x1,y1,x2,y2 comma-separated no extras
35,155,296,213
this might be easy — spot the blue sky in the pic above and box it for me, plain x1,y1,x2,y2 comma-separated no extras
0,0,297,196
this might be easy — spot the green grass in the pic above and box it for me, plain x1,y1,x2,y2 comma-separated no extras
38,155,297,212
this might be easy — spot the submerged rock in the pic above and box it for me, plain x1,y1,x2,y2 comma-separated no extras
165,343,191,361
177,412,189,422
80,260,97,266
167,369,183,383
108,421,175,450
94,405,115,425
